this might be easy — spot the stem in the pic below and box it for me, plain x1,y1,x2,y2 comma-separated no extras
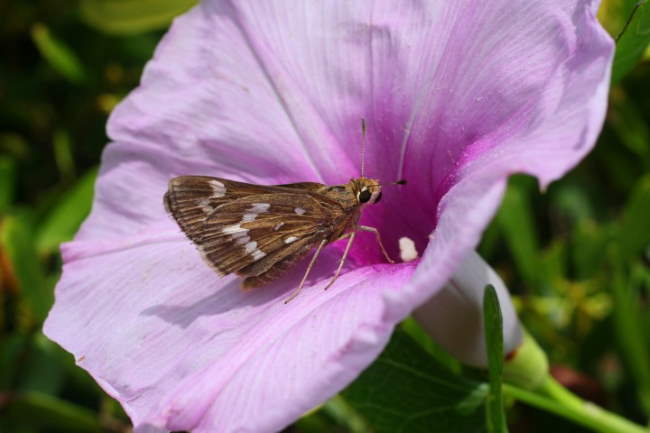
503,376,646,433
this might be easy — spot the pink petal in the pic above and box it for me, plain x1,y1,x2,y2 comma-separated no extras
45,0,613,432
46,232,415,432
414,251,524,367
382,0,613,321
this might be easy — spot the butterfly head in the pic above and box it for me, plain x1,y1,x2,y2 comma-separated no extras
350,177,382,205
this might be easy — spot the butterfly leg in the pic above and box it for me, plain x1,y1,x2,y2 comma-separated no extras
323,231,356,291
284,239,328,304
358,225,395,263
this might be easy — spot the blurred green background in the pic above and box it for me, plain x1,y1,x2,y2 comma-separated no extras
0,1,649,432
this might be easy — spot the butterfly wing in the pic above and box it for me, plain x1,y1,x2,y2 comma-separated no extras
164,176,285,239
165,176,345,284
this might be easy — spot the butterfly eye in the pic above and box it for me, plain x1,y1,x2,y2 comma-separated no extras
358,189,372,203
374,192,382,204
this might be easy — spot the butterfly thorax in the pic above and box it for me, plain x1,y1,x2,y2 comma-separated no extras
318,177,382,211
315,177,382,240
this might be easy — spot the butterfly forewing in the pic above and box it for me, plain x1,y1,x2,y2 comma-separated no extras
164,176,280,237
165,176,344,283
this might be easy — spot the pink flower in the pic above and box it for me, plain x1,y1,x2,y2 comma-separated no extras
44,1,613,432
415,250,525,367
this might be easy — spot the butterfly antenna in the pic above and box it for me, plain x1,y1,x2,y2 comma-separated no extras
360,118,367,178
377,179,407,188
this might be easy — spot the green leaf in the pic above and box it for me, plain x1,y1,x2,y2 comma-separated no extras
0,156,16,213
80,0,197,35
30,23,86,84
612,0,650,83
608,92,650,168
572,220,609,280
549,181,595,224
0,216,51,324
616,174,650,261
342,329,487,433
496,176,540,290
294,411,335,433
53,130,76,181
16,334,65,396
0,334,28,390
539,240,567,288
483,285,508,433
610,252,650,416
1,391,102,432
0,133,30,160
35,168,97,255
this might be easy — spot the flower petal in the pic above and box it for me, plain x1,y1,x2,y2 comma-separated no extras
45,233,415,432
414,250,523,367
383,0,613,321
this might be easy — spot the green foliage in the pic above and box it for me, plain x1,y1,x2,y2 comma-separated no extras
342,329,487,433
495,176,541,291
612,1,650,83
609,253,650,415
35,168,97,255
1,216,51,325
483,286,508,433
1,392,102,433
616,174,650,261
0,157,16,214
80,0,197,35
31,24,87,84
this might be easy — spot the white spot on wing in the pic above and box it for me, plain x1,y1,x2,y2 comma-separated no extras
284,236,298,244
273,222,285,231
241,203,270,223
231,231,249,240
223,224,248,235
399,237,418,262
244,240,266,261
294,207,306,215
198,199,213,214
209,180,226,198
251,203,270,213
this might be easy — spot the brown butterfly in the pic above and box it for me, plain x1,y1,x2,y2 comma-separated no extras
164,120,402,302
164,175,399,302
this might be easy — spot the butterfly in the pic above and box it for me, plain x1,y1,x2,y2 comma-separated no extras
164,175,399,302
